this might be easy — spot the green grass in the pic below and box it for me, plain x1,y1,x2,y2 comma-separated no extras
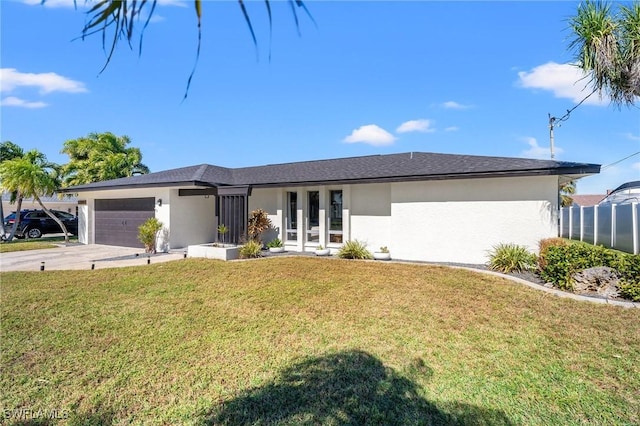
1,258,639,425
0,236,78,253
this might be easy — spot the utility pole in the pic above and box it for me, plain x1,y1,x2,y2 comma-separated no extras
548,113,556,159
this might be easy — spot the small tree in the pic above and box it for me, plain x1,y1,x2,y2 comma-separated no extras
218,223,229,245
247,209,272,243
138,217,163,253
0,149,69,243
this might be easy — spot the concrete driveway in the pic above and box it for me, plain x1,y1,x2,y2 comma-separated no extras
0,244,186,272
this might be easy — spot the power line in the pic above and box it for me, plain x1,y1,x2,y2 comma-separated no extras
601,151,640,170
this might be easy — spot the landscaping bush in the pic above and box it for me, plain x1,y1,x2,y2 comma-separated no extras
239,240,262,258
538,237,569,270
486,243,537,273
539,240,640,294
337,240,373,260
266,238,283,249
137,217,163,253
247,209,272,242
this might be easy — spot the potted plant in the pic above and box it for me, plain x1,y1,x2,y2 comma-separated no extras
315,245,331,256
137,217,163,254
267,238,285,253
373,246,391,260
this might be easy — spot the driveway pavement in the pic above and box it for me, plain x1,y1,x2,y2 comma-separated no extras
0,244,186,272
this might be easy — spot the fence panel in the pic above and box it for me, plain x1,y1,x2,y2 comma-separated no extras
570,207,581,241
582,206,596,245
560,208,570,238
596,206,613,249
614,203,636,254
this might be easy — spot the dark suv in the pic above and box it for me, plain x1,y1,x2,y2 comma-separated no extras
3,209,78,239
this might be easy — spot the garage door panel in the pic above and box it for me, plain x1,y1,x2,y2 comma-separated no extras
95,198,155,247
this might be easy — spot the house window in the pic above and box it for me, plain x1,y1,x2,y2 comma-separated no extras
286,191,298,241
328,190,343,243
307,191,320,243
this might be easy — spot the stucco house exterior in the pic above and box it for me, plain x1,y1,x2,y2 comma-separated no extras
60,152,600,264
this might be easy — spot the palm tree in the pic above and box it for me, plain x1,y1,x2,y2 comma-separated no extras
568,1,640,107
0,141,25,239
61,132,150,186
560,180,577,207
0,150,70,243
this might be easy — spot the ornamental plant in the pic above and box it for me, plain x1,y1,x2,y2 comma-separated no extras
487,243,537,273
138,217,163,253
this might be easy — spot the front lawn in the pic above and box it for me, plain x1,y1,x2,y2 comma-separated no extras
0,235,78,253
1,258,639,425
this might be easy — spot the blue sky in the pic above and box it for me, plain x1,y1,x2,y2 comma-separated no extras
1,0,638,194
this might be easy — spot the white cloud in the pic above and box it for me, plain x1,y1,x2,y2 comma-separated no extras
343,124,397,146
1,68,87,94
23,0,186,7
517,62,607,106
622,132,640,142
444,126,459,132
632,162,640,171
396,119,435,134
442,101,471,110
520,136,563,159
22,0,83,8
1,96,48,108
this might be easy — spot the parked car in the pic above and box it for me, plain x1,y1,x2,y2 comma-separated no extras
3,209,78,239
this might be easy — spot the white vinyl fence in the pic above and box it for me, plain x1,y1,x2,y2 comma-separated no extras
559,203,639,254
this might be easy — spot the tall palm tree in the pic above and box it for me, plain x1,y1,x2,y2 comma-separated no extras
560,180,577,207
0,141,25,239
569,1,640,107
0,150,70,243
61,132,150,186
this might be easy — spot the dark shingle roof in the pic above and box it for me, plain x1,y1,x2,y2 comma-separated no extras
61,152,601,192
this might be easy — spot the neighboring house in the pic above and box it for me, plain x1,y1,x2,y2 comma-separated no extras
60,152,600,264
571,194,606,207
2,192,78,217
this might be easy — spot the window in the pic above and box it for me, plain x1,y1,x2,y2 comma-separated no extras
307,191,319,243
328,190,343,243
286,191,298,241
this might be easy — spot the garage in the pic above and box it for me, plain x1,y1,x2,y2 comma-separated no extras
94,198,155,247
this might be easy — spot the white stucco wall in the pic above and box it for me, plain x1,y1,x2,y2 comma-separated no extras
168,189,216,249
389,176,559,264
350,183,392,253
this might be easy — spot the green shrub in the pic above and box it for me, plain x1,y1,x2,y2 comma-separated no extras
267,238,283,248
239,240,262,258
539,241,640,293
137,217,163,253
538,237,569,270
337,240,373,260
487,243,537,273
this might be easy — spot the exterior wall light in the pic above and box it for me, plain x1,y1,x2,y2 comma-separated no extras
157,198,162,207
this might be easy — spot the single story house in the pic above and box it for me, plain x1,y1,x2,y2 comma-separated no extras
60,152,600,264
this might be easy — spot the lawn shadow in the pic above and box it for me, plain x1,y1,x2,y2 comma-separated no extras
200,350,512,425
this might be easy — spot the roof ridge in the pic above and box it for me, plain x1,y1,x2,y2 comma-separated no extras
192,164,212,181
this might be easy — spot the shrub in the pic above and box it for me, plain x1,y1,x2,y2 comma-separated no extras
337,240,373,260
538,237,569,270
217,224,229,244
138,217,163,253
487,243,537,273
379,246,389,253
267,238,283,248
247,209,272,242
539,240,640,293
239,240,262,258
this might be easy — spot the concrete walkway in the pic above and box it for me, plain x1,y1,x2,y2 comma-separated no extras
0,244,185,272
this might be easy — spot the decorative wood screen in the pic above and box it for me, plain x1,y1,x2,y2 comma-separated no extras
217,186,251,245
